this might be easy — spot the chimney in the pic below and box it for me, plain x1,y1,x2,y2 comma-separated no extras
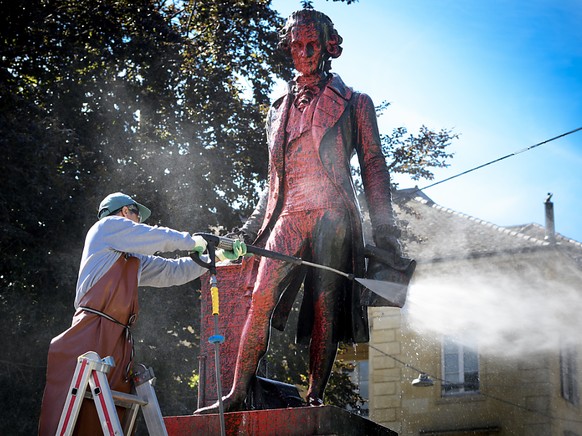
544,193,556,244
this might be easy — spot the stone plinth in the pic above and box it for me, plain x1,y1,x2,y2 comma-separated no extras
164,406,397,436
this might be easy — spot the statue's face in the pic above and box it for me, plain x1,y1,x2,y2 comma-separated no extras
289,21,323,76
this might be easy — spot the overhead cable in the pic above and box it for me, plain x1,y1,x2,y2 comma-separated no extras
419,126,582,191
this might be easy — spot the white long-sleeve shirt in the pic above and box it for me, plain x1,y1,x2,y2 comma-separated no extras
75,215,209,308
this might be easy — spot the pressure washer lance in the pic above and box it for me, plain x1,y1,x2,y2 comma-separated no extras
208,273,226,436
189,242,226,436
195,233,415,308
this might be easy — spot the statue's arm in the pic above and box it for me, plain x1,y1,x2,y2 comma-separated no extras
354,92,402,254
240,184,268,243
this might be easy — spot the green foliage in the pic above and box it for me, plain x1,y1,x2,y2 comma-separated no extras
325,352,366,411
301,0,360,9
0,1,290,432
352,101,457,194
188,371,200,390
382,125,457,182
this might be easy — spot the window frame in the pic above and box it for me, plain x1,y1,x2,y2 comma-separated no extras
441,336,480,396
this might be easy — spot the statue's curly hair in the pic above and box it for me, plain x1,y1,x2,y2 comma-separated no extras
278,9,343,73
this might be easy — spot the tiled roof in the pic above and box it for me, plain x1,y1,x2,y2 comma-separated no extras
393,189,554,262
507,222,582,250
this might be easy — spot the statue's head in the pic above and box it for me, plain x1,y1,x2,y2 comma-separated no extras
279,9,343,74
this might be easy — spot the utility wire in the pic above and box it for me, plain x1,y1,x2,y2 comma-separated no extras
418,126,582,191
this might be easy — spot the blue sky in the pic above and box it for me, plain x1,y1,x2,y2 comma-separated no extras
272,0,582,242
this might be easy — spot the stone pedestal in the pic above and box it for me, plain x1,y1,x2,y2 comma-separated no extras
164,406,397,435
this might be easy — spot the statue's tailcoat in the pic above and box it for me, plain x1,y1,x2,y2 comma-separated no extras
246,74,397,343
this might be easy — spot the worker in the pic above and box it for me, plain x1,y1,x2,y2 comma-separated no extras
38,192,246,435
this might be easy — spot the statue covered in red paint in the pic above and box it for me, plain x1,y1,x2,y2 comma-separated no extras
196,9,403,413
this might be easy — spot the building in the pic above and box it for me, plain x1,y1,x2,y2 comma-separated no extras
367,189,582,435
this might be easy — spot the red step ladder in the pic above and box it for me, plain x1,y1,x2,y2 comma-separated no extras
56,351,167,436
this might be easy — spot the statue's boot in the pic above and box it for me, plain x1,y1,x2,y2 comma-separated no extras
306,395,324,407
193,391,245,415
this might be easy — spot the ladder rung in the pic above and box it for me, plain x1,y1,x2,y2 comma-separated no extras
84,389,148,408
112,390,149,408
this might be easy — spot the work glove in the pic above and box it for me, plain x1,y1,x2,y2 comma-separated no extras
216,239,247,262
191,235,208,254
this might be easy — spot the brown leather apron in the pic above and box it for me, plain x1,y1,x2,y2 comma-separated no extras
38,254,140,435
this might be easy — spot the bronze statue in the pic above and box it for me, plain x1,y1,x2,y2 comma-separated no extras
196,9,403,413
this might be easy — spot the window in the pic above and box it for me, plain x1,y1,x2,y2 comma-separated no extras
442,336,479,395
561,344,579,405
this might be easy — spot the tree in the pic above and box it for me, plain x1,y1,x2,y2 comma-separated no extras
301,0,360,8
0,1,290,433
